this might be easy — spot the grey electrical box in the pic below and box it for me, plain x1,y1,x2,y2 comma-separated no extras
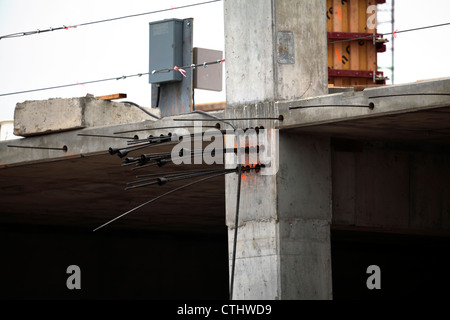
149,19,184,84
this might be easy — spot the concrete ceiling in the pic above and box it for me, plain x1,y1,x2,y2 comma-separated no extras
288,105,450,147
1,79,449,235
0,144,227,235
4,106,449,236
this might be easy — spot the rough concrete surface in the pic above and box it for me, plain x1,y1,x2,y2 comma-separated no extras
14,96,160,137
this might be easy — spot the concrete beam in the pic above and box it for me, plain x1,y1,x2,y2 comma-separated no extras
0,115,213,167
13,96,160,137
280,78,450,130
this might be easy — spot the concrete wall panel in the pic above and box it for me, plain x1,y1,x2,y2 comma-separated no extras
332,151,356,225
355,149,409,228
332,145,450,233
409,153,450,230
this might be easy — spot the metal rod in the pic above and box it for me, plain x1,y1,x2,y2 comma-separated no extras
139,152,172,163
130,146,253,169
230,162,242,301
127,170,217,185
126,131,217,145
93,171,231,232
132,166,259,185
77,133,138,140
121,101,161,120
187,110,242,301
130,142,248,164
125,169,230,190
173,116,284,121
289,104,373,110
138,151,172,159
136,169,215,178
127,166,256,190
109,137,173,157
125,130,235,148
368,93,450,99
129,152,201,171
130,159,171,171
114,125,219,135
121,153,171,167
7,145,68,151
127,134,173,145
162,168,236,183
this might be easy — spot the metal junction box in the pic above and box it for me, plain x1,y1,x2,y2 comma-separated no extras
149,19,184,84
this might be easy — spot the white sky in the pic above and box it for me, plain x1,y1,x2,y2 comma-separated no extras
377,0,450,85
0,0,225,121
0,0,449,121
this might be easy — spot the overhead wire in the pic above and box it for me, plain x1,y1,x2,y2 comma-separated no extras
327,22,450,44
2,21,448,98
0,59,225,98
0,0,222,40
7,0,449,300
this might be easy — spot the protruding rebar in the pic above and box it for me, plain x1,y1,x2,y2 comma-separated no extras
77,133,138,140
8,145,68,151
93,171,231,232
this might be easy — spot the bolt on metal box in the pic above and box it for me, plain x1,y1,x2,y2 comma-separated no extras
149,19,184,84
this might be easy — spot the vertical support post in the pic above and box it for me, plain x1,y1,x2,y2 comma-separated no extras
224,0,331,299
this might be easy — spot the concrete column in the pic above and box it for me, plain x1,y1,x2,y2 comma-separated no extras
224,0,331,299
224,0,327,106
276,133,332,299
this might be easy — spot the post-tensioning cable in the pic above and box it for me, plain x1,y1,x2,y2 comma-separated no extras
327,22,450,44
124,168,236,190
7,144,68,151
0,0,221,40
173,116,283,121
289,104,374,110
92,170,229,232
0,59,225,97
100,109,244,300
114,125,219,135
187,110,242,300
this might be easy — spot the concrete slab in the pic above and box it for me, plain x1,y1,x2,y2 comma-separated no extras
14,96,160,137
280,78,450,130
